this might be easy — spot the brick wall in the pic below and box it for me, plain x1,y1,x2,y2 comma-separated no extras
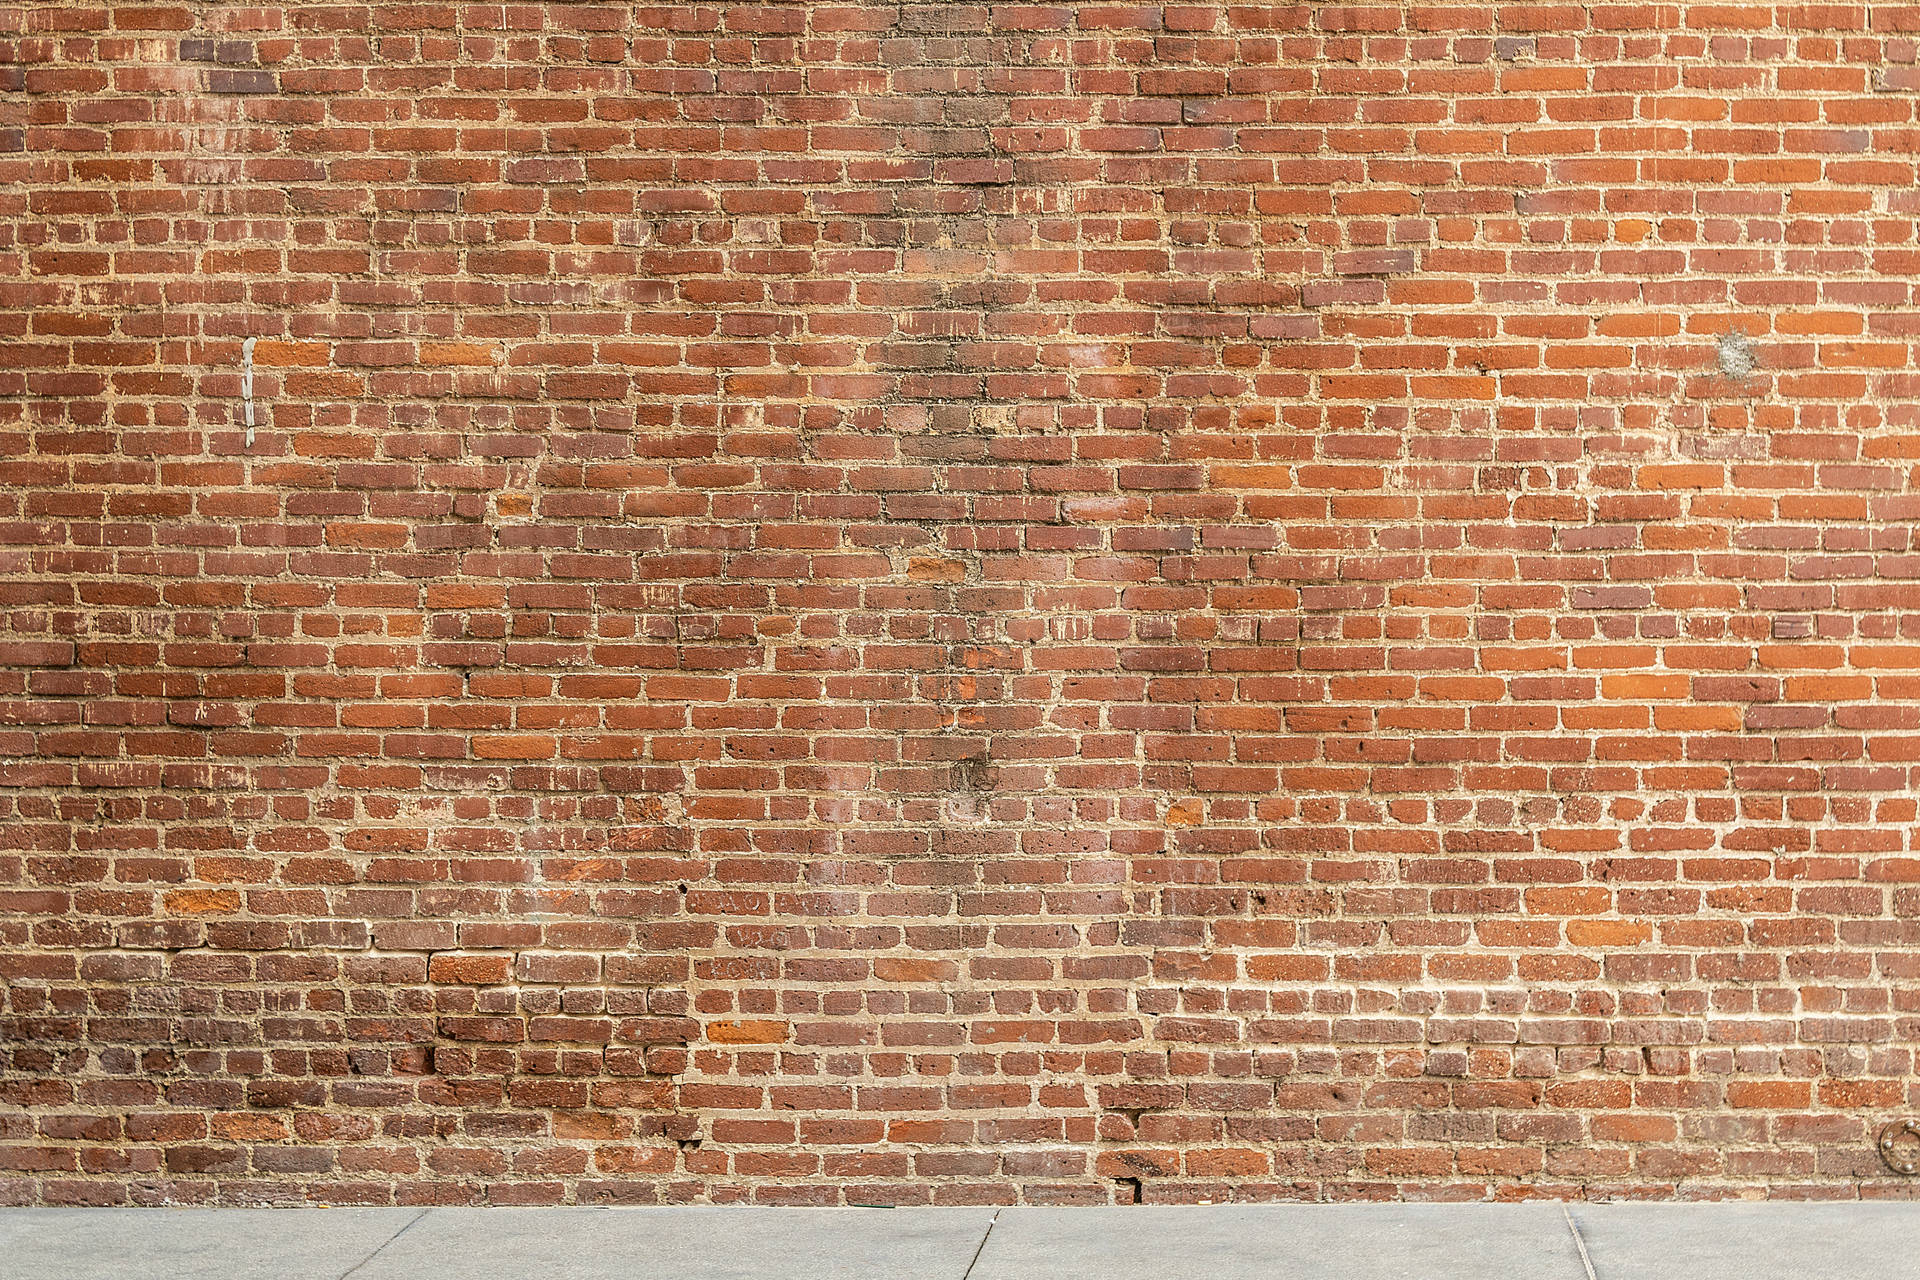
5,1,1920,1206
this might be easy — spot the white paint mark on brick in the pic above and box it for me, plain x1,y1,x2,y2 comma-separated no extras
241,337,256,447
1718,329,1757,378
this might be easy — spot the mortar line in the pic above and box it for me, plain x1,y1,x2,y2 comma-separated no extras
338,1208,430,1280
1562,1204,1599,1280
960,1208,1003,1280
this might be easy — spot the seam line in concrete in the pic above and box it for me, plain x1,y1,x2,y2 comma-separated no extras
960,1208,1003,1280
1563,1204,1599,1280
337,1208,430,1280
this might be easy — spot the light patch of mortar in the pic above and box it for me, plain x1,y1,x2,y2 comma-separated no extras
1717,329,1758,378
240,337,255,447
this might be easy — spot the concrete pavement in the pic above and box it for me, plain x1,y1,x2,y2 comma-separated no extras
2,1202,1914,1279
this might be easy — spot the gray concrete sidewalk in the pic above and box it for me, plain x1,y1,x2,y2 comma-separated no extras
2,1202,1913,1280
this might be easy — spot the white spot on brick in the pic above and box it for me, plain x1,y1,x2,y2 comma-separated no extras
241,337,255,447
1717,330,1757,378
